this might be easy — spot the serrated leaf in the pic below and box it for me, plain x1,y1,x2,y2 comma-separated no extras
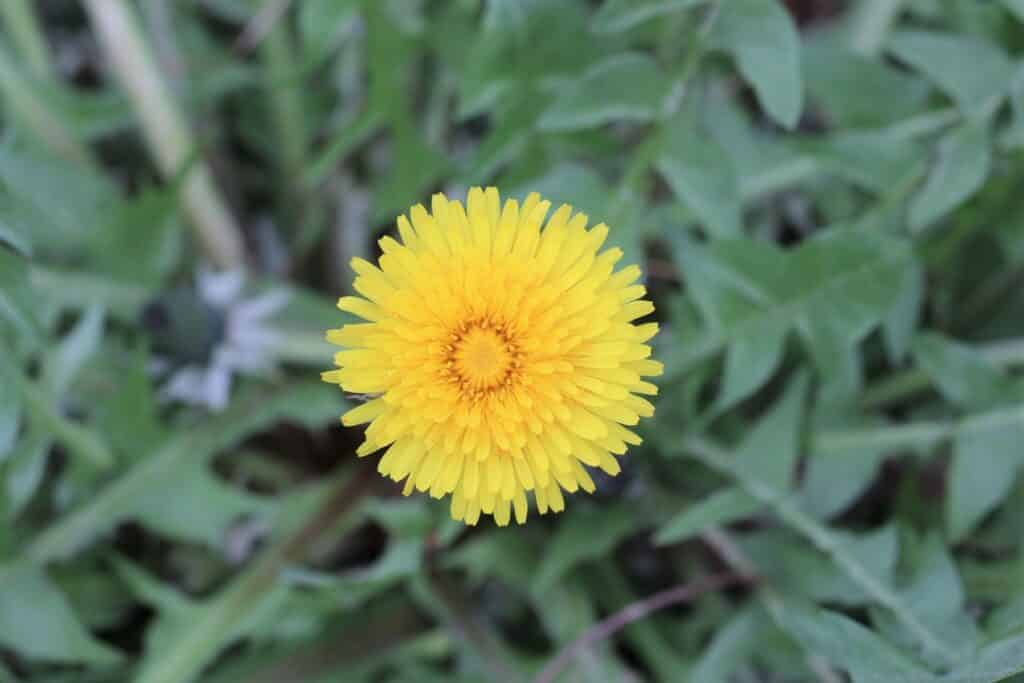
948,423,1024,542
741,526,898,606
809,130,924,194
0,144,115,249
591,0,706,34
689,607,764,683
0,247,40,340
656,114,742,239
130,465,274,549
299,0,360,60
0,564,121,665
1005,0,1024,21
43,306,104,395
0,359,18,459
887,30,1014,116
655,487,760,545
909,119,991,232
770,601,936,683
538,53,670,131
734,371,808,488
531,504,636,595
940,631,1024,683
871,534,979,666
883,263,924,363
912,333,1014,409
1,382,343,576
677,229,915,408
802,38,930,128
684,436,954,663
713,0,803,129
799,443,888,520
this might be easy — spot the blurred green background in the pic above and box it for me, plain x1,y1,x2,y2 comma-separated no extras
4,0,1024,681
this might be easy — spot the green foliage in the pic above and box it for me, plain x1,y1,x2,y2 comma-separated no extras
2,1,1024,682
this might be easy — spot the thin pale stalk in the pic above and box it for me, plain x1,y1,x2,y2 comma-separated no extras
81,0,245,270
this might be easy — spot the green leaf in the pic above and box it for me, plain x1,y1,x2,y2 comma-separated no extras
677,229,915,408
0,205,32,256
655,487,760,545
909,119,992,232
741,526,899,606
871,534,979,666
940,631,1024,683
0,247,40,340
537,53,670,131
591,0,706,34
769,600,936,683
800,424,888,520
43,306,105,395
1,382,342,575
948,421,1024,542
733,371,808,487
689,607,764,683
912,333,1014,409
802,38,930,128
531,504,636,595
130,465,275,549
883,264,924,363
713,0,803,129
656,114,742,239
1005,0,1024,22
0,144,115,250
684,436,955,664
887,30,1014,116
0,564,121,665
299,0,360,60
0,359,18,458
808,130,924,194
85,187,181,287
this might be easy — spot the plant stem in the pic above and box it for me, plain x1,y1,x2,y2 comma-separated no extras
0,0,50,77
81,0,245,270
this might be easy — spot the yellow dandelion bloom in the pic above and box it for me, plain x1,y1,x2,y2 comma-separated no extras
323,187,662,526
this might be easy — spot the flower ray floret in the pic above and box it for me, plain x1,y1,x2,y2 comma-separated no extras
323,187,662,526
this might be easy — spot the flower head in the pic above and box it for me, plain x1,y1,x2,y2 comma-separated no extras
323,187,661,525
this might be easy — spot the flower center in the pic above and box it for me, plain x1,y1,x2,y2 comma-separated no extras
445,319,521,395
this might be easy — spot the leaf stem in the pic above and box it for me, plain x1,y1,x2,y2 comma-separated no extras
683,435,954,667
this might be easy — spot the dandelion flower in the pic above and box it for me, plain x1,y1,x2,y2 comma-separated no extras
323,187,661,525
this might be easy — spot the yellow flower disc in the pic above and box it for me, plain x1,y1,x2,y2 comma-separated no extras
323,187,662,526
